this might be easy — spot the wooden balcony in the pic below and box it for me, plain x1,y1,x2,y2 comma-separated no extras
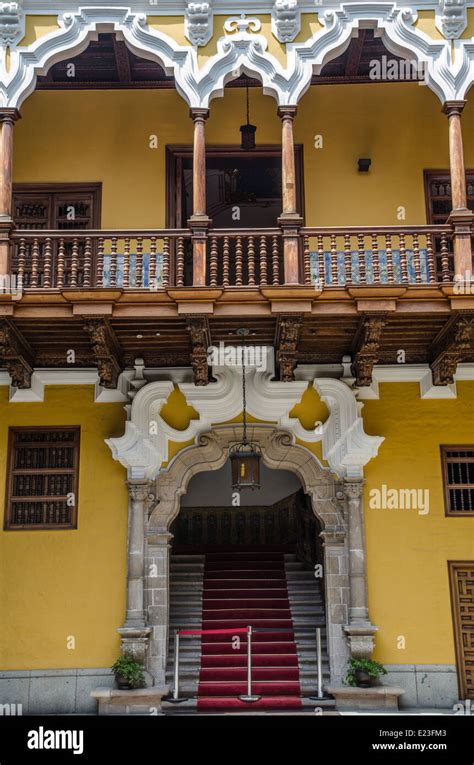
8,224,459,291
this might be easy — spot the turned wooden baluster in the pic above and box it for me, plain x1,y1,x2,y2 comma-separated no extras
317,235,325,287
248,236,255,287
136,237,143,287
303,235,311,285
371,233,379,284
17,237,25,289
330,234,338,285
31,238,39,288
123,238,130,288
385,234,394,284
43,237,52,288
96,237,104,287
223,236,230,287
57,238,65,288
210,236,218,287
344,234,352,284
413,233,421,283
358,233,366,284
272,235,280,285
399,232,408,283
235,236,243,287
149,237,157,288
426,233,436,284
440,233,451,282
70,238,79,288
162,237,170,288
176,237,185,287
259,235,268,286
110,237,117,287
83,237,92,288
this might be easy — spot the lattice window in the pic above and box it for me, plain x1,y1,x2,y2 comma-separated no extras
441,445,474,516
5,427,80,530
449,562,474,699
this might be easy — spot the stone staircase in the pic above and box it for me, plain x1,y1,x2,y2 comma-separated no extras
163,548,335,713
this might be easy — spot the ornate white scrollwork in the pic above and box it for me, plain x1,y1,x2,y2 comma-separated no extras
436,0,468,39
224,14,262,34
272,0,301,43
0,1,24,47
185,1,213,47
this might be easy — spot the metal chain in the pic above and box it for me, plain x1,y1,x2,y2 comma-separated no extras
241,335,247,444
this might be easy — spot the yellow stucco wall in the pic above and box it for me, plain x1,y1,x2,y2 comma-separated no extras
1,381,473,669
13,83,474,228
0,386,128,670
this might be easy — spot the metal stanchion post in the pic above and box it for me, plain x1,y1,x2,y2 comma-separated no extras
316,627,323,699
239,625,261,702
166,628,189,704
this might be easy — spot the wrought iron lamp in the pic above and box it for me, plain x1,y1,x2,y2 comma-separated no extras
229,329,261,491
240,84,257,150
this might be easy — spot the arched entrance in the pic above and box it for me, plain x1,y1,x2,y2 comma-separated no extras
144,424,351,695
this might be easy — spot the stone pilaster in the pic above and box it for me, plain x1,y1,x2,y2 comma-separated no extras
343,479,377,659
144,531,173,685
320,527,350,683
117,480,152,664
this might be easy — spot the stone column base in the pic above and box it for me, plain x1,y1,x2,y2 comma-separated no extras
327,685,405,712
117,626,152,665
91,686,169,715
344,623,378,659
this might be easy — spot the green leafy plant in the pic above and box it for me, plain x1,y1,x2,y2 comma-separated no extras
111,651,145,688
345,658,387,687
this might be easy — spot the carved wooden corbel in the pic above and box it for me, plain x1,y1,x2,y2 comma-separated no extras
83,318,122,389
351,315,387,387
275,314,303,382
186,315,211,386
430,313,474,385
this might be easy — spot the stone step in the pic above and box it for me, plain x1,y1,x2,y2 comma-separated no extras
171,555,206,564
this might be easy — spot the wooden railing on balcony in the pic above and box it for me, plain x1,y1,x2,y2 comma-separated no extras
9,224,456,290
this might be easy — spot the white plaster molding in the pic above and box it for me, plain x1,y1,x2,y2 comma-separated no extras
185,1,213,47
0,1,24,46
272,0,301,43
0,367,131,402
349,363,474,399
224,14,262,33
436,0,468,39
313,378,384,479
2,3,473,110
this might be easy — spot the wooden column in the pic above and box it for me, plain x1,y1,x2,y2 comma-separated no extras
0,109,20,277
443,101,473,279
278,106,302,285
188,108,210,287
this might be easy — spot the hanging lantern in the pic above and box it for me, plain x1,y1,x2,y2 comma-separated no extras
240,85,257,150
228,328,261,491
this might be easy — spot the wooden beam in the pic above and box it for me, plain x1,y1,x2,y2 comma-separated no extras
186,315,211,386
112,38,132,85
345,30,366,76
351,314,387,387
275,314,303,382
430,313,474,385
0,318,34,388
83,317,122,388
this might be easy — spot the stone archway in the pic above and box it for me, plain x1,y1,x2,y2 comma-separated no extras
143,423,354,687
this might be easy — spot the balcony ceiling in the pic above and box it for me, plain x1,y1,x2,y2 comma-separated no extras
36,31,408,90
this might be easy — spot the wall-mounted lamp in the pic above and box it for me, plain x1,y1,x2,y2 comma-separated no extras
358,158,371,173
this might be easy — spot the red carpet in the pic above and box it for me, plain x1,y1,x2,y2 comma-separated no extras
196,547,303,712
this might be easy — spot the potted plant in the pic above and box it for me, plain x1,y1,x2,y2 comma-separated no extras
111,651,145,690
345,658,387,688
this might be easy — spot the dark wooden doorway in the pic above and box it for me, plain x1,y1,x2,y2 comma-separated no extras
449,561,474,699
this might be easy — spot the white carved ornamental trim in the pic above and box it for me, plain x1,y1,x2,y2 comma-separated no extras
106,348,383,481
2,3,474,109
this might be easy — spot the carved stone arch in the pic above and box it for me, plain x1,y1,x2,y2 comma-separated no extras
145,422,351,687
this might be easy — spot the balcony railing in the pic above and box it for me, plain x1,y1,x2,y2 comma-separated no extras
9,224,456,291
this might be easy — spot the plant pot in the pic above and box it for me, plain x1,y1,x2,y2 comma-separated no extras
115,673,132,690
354,669,373,688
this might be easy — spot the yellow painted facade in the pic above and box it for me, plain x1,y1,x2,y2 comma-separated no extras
13,83,474,228
1,381,473,669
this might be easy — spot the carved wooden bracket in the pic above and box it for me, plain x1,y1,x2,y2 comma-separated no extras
351,315,387,387
430,313,474,386
0,318,34,388
275,314,303,382
83,318,122,389
186,315,211,386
